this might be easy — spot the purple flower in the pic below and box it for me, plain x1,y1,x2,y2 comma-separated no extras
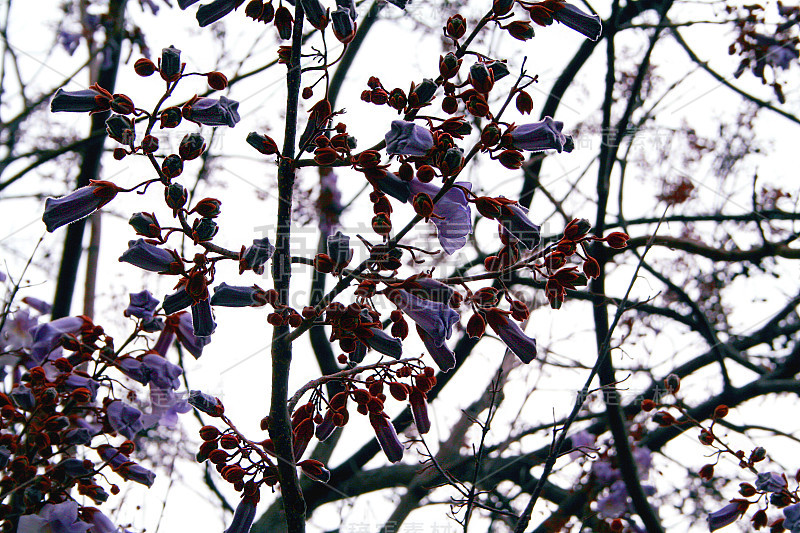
85,509,117,533
11,385,35,411
241,236,275,275
118,357,151,384
107,400,144,439
196,0,240,27
385,120,434,157
369,413,404,463
756,471,787,493
510,117,574,153
0,308,37,351
188,389,224,416
568,431,596,460
332,8,355,41
191,299,217,336
417,325,456,371
142,353,183,389
210,283,263,307
63,428,92,445
186,96,240,127
29,316,85,366
56,458,94,478
51,87,108,113
163,287,193,315
552,3,602,41
57,30,81,55
499,202,540,249
119,239,176,273
98,445,128,468
767,43,799,70
300,0,328,29
362,328,403,359
592,459,620,484
141,386,191,428
409,179,473,254
18,501,90,533
707,501,745,531
597,480,628,517
124,290,159,319
122,462,157,487
410,276,455,305
784,503,800,531
409,387,430,434
375,171,411,203
63,374,100,401
175,311,211,358
22,296,51,315
391,289,458,347
43,181,120,232
225,498,258,533
486,310,536,363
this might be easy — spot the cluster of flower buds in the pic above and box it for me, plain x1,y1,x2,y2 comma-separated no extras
464,288,537,363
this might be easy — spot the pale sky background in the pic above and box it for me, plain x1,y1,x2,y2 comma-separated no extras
0,0,798,531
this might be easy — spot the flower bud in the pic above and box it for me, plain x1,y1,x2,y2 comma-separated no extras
111,93,135,115
141,135,159,154
179,133,206,160
498,149,524,169
106,114,135,144
191,198,222,218
160,106,182,128
247,132,279,155
129,212,161,238
161,154,184,179
605,231,630,249
160,45,182,82
506,20,535,40
445,14,466,39
714,404,729,419
134,58,156,77
439,52,462,79
516,90,533,114
206,71,228,90
275,6,293,40
165,183,188,213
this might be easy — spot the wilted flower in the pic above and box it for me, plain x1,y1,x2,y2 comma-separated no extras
385,120,434,157
43,181,121,232
119,239,177,273
510,117,573,153
409,179,473,254
552,3,602,41
184,96,241,127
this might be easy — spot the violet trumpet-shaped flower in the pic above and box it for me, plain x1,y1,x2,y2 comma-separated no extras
0,309,36,352
196,0,240,26
707,501,746,531
43,181,120,232
416,325,456,371
362,327,403,359
17,501,90,533
369,412,404,463
385,120,435,157
391,289,458,347
124,290,159,319
119,239,176,273
498,201,541,249
510,117,573,153
241,236,275,275
210,283,264,307
121,462,157,487
29,316,85,366
225,498,258,533
84,509,117,533
409,179,473,254
63,374,100,401
185,96,241,127
176,311,212,358
332,8,355,42
375,171,411,203
107,400,144,439
51,86,109,113
411,275,455,304
485,309,536,363
142,353,183,389
163,287,193,315
62,428,92,445
784,503,800,532
552,3,602,41
409,387,430,434
188,389,224,416
756,471,787,493
22,296,52,315
300,0,328,30
141,386,191,428
191,299,216,337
